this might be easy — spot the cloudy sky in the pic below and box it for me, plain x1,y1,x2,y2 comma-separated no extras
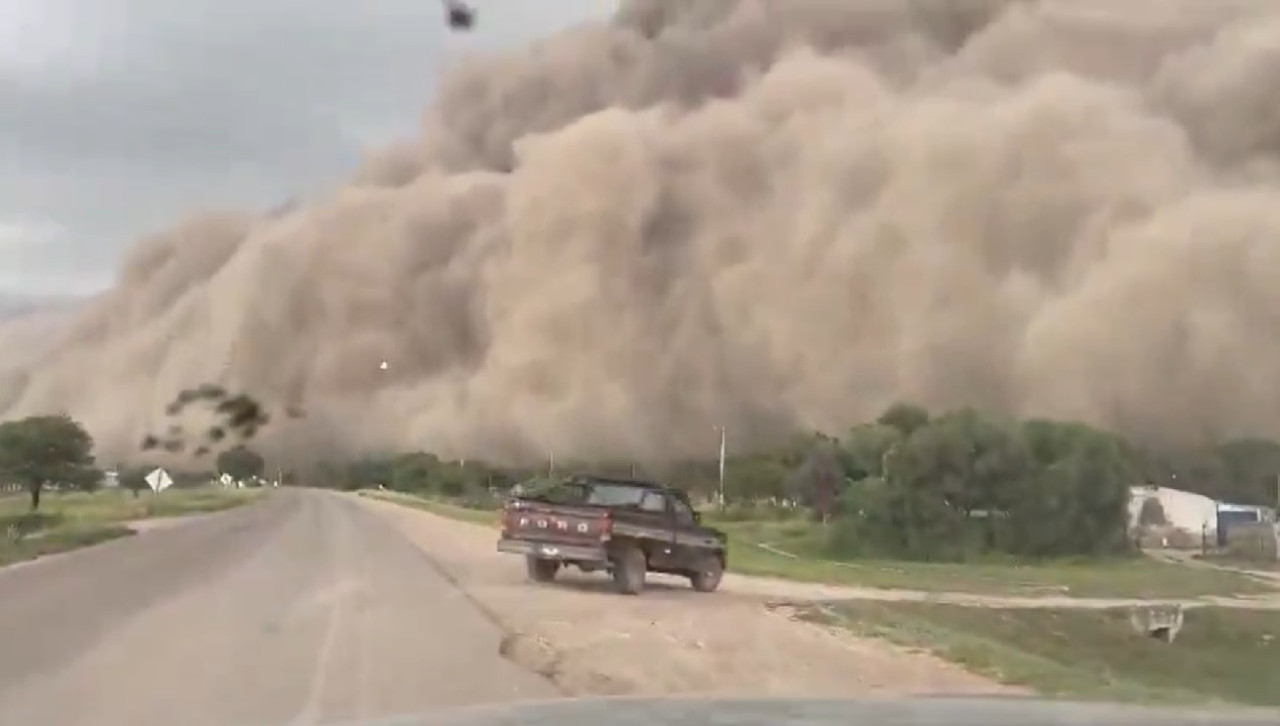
0,0,606,298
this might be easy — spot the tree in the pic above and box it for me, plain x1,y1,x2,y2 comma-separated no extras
725,455,790,502
876,402,930,436
118,466,151,498
787,444,843,522
838,422,902,482
391,452,442,492
1007,421,1134,557
877,409,1033,560
216,445,265,481
1215,437,1280,505
0,414,99,511
818,408,1137,562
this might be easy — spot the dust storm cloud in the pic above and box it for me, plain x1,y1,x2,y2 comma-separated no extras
4,0,1280,464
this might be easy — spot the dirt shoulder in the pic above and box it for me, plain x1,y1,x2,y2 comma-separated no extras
353,494,1023,699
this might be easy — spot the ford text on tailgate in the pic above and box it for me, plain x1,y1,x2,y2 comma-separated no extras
503,503,612,552
497,475,727,596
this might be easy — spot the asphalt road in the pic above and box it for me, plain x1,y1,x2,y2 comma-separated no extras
0,489,555,726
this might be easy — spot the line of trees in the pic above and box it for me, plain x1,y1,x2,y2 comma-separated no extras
306,402,1280,563
5,402,1279,559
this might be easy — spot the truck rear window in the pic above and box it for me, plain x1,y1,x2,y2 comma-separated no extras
585,484,649,507
518,479,651,507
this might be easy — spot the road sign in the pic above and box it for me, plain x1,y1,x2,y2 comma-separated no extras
145,467,173,493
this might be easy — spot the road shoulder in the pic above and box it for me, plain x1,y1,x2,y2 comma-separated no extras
353,494,1022,698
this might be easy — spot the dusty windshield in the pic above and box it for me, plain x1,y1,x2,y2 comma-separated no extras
1,1,1279,725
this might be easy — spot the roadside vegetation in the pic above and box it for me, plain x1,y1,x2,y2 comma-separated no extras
361,487,1267,598
712,515,1270,598
351,411,1279,707
0,488,266,566
0,412,269,567
0,488,264,566
797,601,1280,707
339,401,1279,600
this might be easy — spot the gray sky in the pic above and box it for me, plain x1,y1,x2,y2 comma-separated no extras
0,0,606,297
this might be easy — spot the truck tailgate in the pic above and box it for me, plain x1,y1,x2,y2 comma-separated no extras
501,501,611,545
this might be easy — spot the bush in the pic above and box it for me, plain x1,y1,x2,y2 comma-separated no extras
714,500,802,522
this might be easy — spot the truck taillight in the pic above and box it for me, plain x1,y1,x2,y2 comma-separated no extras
599,513,613,540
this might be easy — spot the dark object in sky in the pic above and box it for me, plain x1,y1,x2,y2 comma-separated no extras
215,394,269,432
165,383,228,416
445,1,474,30
142,384,303,457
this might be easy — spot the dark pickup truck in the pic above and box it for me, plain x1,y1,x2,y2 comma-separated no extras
496,475,727,595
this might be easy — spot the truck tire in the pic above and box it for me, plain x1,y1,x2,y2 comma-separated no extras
689,553,724,593
526,556,559,583
611,544,646,595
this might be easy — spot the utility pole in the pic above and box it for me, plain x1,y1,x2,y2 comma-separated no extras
716,424,727,509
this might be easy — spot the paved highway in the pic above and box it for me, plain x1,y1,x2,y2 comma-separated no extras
0,489,555,726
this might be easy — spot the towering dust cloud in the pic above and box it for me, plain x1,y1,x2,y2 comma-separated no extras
4,0,1280,464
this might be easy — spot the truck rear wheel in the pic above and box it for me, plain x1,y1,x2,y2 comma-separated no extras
526,556,559,583
689,554,723,593
611,544,646,595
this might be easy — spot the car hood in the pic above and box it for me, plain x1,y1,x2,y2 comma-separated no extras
332,695,1280,726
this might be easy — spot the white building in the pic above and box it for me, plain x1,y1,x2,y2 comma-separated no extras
1128,486,1218,534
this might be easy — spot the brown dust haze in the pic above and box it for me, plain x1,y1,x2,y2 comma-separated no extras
4,0,1280,465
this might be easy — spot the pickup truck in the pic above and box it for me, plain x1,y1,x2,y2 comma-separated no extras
496,475,727,595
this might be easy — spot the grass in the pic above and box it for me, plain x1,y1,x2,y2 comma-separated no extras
358,489,498,526
1198,554,1280,573
798,601,1280,707
0,487,266,567
361,489,1275,600
0,524,136,566
708,517,1275,599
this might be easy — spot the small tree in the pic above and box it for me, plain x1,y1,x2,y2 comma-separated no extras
216,445,265,482
0,414,99,511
